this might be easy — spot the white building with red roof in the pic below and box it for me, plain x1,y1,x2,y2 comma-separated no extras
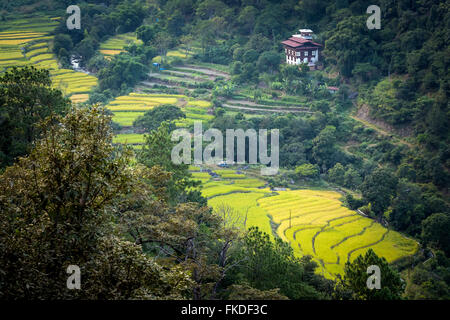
282,29,323,68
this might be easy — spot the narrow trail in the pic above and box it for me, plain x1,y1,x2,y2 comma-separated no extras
177,65,230,79
351,103,414,148
163,69,213,80
139,80,181,88
222,103,314,114
226,99,308,110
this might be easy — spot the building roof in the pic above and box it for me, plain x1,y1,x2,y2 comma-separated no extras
299,29,313,33
281,37,322,49
327,86,339,91
281,40,303,48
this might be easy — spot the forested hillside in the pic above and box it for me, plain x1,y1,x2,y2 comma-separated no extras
0,0,449,300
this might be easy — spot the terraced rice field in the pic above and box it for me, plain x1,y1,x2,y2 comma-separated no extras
141,63,228,91
152,47,198,64
113,133,146,144
99,33,142,57
193,166,418,279
190,167,273,237
108,93,213,146
258,190,419,278
0,16,97,103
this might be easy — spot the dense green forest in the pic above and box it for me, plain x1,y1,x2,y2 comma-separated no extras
0,0,449,300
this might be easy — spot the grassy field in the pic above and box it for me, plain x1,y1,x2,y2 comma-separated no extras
0,16,97,103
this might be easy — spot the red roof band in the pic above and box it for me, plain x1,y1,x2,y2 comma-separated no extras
281,37,322,48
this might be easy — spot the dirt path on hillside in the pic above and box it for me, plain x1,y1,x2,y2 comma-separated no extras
140,80,178,88
166,69,214,80
222,103,313,114
226,99,307,110
177,65,230,79
352,104,414,148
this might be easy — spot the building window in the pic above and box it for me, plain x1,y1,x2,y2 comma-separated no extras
304,51,308,56
296,52,300,56
312,51,316,56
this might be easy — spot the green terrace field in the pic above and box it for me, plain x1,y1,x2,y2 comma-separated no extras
99,33,142,57
140,61,230,91
0,16,97,103
152,44,202,64
194,166,419,279
109,93,213,146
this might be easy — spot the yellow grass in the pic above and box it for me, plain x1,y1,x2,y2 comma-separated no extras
257,189,418,278
0,39,36,45
70,94,89,103
99,49,123,56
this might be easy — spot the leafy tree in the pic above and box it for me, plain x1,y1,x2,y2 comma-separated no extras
257,51,281,74
338,249,404,300
226,284,288,300
345,194,364,210
0,106,189,299
242,49,259,64
295,163,319,180
360,168,398,220
328,163,345,185
390,180,425,235
0,66,70,168
312,125,338,171
325,16,377,77
422,213,450,255
118,170,240,299
74,37,97,62
111,1,147,33
98,53,148,92
166,9,185,37
232,227,333,300
344,166,362,190
136,25,158,44
196,19,216,54
137,122,200,204
196,0,228,20
53,34,73,54
133,105,185,132
236,6,258,34
405,251,450,300
352,62,379,82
